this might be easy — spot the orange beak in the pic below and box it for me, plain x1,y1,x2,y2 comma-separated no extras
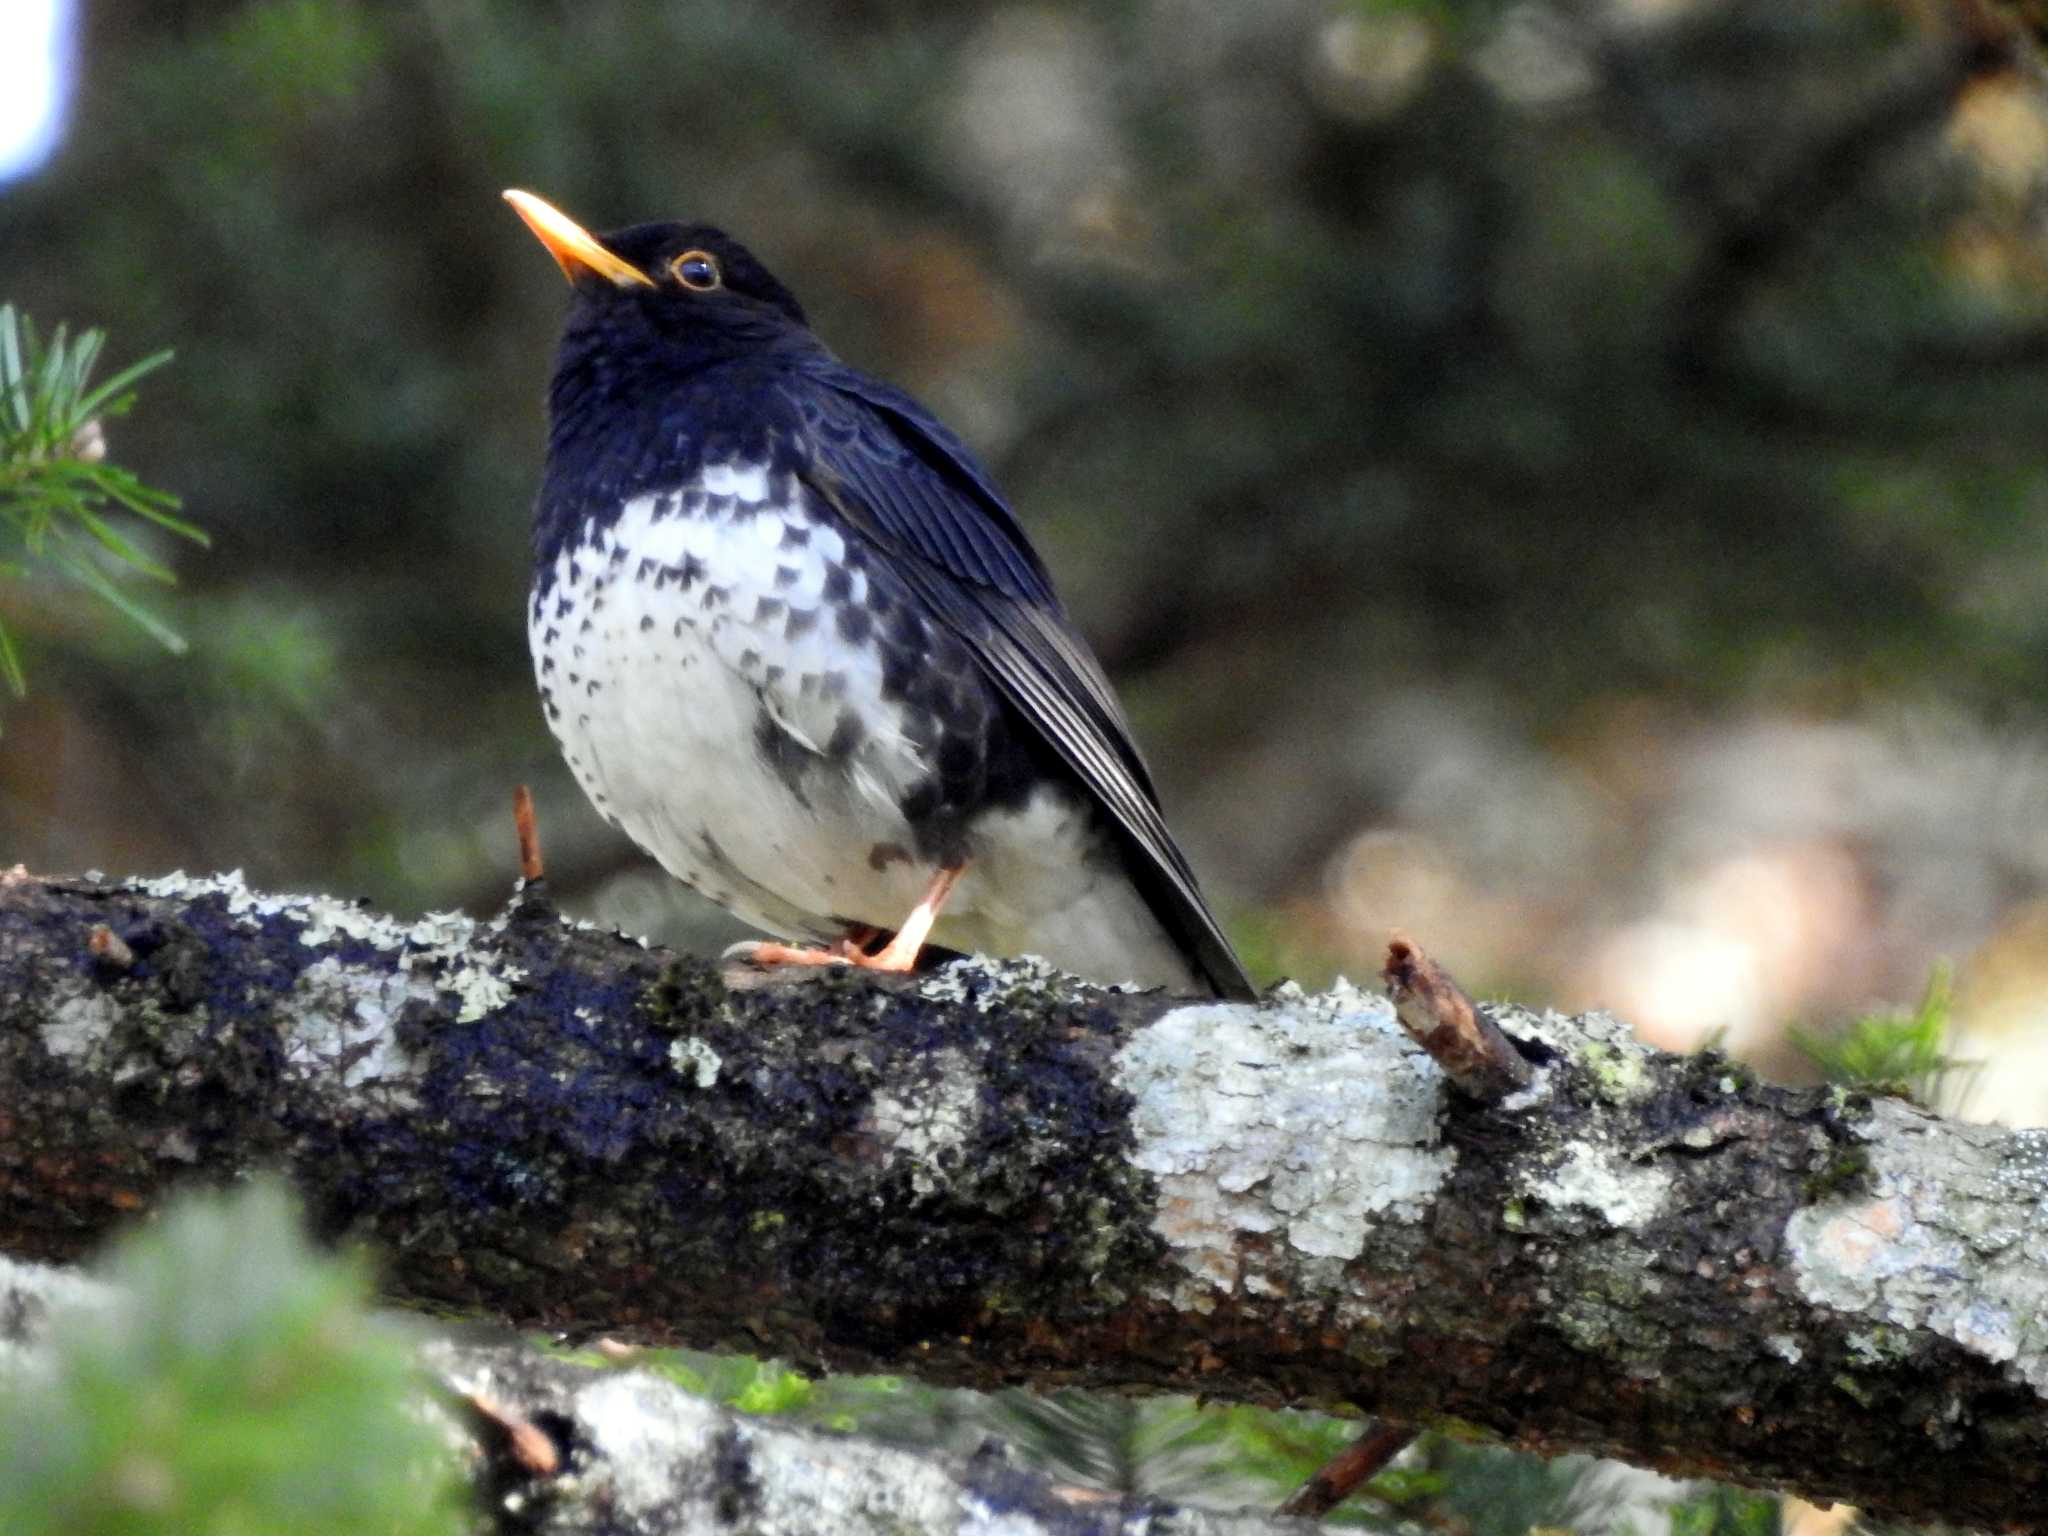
502,189,654,289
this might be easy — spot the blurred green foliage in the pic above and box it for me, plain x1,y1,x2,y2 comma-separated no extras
0,1180,464,1536
1665,1487,1783,1536
0,304,201,703
1794,962,1976,1107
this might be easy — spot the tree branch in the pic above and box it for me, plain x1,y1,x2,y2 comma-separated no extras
2,871,2046,1529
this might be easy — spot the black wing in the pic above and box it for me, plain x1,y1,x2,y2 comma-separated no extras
787,358,1256,1002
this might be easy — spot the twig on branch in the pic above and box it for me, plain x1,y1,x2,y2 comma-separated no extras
86,922,133,971
1276,1420,1419,1519
512,784,545,884
1383,934,1532,1099
3,872,2048,1529
463,1390,563,1478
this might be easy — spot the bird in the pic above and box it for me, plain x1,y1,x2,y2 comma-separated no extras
504,189,1256,1001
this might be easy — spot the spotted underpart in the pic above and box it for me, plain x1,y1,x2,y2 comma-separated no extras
529,458,1194,985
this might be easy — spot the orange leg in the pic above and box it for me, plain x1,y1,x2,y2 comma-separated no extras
725,865,965,976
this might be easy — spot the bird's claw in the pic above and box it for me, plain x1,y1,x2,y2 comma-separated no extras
719,936,919,984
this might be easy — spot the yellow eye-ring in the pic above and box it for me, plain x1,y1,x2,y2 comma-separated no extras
671,250,722,291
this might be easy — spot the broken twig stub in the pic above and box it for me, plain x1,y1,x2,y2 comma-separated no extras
1382,934,1532,1100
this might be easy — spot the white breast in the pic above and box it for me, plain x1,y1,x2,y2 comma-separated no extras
529,466,1205,992
531,470,930,937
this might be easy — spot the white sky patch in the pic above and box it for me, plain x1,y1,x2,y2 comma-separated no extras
0,0,73,185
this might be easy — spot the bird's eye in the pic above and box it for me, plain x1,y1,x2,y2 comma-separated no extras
671,251,722,291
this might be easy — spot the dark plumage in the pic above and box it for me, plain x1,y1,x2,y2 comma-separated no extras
508,190,1255,1000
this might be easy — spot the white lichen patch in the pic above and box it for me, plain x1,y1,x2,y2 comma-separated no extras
1530,1141,1674,1228
282,959,424,1101
916,952,1078,1011
863,1048,980,1197
1789,1106,2048,1396
669,1036,722,1088
126,872,523,1028
42,990,120,1060
1113,985,1453,1313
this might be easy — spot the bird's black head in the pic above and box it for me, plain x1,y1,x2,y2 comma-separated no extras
504,189,810,369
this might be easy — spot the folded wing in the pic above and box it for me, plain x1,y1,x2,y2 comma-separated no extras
785,360,1256,1002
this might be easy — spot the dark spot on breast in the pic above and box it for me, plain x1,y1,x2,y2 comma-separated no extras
567,670,581,686
826,709,865,759
752,709,813,807
779,522,811,548
835,605,872,645
702,583,731,610
654,493,677,518
674,618,687,638
554,596,572,621
785,607,818,641
823,565,852,603
764,665,785,684
609,544,629,565
639,615,654,632
543,626,560,645
545,700,562,721
540,656,555,675
867,841,911,872
586,679,603,696
754,596,785,624
775,565,800,590
740,648,761,671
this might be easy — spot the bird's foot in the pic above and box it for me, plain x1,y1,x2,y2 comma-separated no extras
722,937,862,971
720,866,966,983
712,933,921,991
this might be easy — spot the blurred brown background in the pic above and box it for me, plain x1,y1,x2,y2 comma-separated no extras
8,0,2048,1117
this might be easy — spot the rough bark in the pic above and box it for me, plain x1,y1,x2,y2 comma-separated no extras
0,1257,1311,1536
2,870,2045,1530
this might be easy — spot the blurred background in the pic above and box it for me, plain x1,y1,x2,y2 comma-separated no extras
7,0,2048,1118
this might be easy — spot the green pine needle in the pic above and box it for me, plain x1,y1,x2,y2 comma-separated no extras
1792,962,1974,1108
0,303,205,705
